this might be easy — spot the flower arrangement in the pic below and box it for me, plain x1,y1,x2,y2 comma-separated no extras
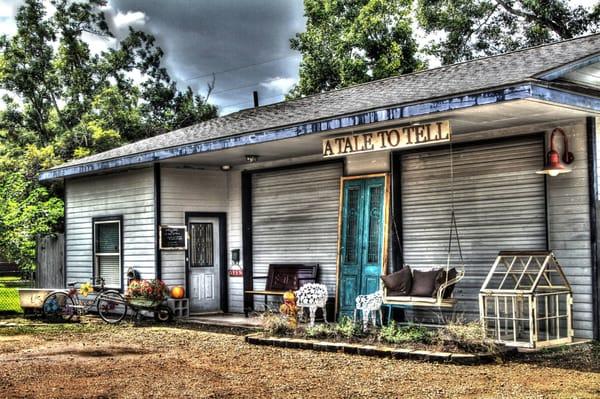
79,282,94,297
127,279,168,303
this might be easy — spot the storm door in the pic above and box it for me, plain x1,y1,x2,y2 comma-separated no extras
338,176,387,317
187,217,220,313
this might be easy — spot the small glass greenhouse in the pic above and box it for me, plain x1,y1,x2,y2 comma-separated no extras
479,251,573,348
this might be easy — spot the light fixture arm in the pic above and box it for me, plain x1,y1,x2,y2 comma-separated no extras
549,128,574,164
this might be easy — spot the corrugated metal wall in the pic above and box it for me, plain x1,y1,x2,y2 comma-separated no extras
65,168,156,285
401,136,547,319
251,162,343,297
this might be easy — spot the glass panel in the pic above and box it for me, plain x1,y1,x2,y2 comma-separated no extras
366,185,382,263
96,222,120,254
344,187,360,264
190,223,214,267
98,255,120,287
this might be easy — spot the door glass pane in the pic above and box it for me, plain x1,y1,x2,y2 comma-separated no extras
190,223,214,267
96,222,120,254
344,187,360,263
367,185,382,263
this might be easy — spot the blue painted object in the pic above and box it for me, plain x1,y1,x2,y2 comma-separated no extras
338,177,386,317
39,82,600,182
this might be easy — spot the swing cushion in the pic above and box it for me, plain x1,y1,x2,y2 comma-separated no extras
380,267,412,296
409,269,438,297
435,268,458,299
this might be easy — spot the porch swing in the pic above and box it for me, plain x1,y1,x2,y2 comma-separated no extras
383,143,465,309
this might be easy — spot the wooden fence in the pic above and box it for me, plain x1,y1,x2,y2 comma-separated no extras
36,234,64,288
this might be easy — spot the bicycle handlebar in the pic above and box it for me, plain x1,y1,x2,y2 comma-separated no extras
67,277,106,288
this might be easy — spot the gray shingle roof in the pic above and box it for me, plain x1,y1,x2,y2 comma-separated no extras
51,33,600,171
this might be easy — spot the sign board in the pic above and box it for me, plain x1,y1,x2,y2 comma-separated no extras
159,225,187,250
322,120,451,158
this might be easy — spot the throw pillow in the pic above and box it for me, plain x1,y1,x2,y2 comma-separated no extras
380,267,412,296
409,269,438,297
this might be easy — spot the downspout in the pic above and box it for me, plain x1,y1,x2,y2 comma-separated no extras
586,117,599,340
154,163,162,280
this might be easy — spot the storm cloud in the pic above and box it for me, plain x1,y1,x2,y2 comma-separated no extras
108,0,305,114
0,0,305,114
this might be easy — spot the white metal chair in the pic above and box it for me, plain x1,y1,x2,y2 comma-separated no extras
295,283,328,327
354,290,384,331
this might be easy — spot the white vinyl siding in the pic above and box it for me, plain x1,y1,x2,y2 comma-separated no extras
65,168,155,286
547,122,594,339
159,167,233,306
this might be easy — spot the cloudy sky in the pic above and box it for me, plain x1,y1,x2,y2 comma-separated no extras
0,0,597,115
0,0,305,115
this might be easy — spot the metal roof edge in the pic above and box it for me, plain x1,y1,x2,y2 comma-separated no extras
535,53,600,81
530,83,600,111
39,83,535,182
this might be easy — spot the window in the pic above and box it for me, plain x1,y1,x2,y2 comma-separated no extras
94,218,122,288
189,222,214,267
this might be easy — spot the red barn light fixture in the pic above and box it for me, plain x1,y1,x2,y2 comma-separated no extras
536,128,574,177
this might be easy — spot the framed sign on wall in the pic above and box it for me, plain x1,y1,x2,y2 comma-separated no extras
159,225,188,250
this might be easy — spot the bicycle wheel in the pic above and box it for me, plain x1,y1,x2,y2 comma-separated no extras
42,292,75,322
97,291,128,324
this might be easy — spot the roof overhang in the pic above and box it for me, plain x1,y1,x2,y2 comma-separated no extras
38,82,600,182
536,53,600,81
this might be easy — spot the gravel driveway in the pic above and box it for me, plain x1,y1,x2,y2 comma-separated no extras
0,322,598,398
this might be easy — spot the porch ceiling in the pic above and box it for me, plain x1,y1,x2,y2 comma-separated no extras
161,99,594,167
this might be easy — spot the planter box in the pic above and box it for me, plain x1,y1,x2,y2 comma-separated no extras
244,333,510,365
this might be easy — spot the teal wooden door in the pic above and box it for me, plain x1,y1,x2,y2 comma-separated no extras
338,176,386,317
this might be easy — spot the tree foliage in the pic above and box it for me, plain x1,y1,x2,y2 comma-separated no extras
0,0,217,269
417,0,600,65
289,0,424,97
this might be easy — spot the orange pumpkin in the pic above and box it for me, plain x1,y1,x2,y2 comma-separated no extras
170,286,185,299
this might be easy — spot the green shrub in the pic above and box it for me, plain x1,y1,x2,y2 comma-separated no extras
379,321,433,344
438,321,498,353
305,323,334,339
334,316,364,339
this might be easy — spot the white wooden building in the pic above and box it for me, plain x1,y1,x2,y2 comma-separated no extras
40,34,600,339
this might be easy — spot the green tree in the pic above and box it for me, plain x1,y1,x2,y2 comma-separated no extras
289,0,424,97
417,0,600,65
0,0,217,269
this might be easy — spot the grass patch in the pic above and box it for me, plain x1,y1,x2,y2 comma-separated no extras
0,277,34,314
0,287,22,313
0,276,21,282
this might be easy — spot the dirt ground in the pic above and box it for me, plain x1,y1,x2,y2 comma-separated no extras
0,321,598,399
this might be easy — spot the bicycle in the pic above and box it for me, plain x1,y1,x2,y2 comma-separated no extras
42,278,128,324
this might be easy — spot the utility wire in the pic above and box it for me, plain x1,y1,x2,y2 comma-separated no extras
220,94,283,109
211,76,285,95
186,54,298,82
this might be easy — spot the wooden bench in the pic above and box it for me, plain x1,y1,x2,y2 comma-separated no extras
0,262,21,278
244,263,318,316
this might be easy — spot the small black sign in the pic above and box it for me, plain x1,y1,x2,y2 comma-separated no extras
159,225,187,250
